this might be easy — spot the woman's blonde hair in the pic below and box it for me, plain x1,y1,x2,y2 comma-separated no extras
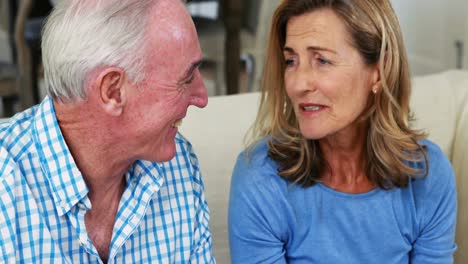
249,0,427,189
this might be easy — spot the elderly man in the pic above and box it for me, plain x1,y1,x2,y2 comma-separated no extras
0,0,215,263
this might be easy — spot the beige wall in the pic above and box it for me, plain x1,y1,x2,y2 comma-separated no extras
391,0,468,75
0,0,11,62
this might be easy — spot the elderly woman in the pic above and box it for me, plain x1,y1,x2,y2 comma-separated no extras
228,0,457,263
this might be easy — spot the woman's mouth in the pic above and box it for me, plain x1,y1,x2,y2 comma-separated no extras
300,103,328,112
303,105,324,111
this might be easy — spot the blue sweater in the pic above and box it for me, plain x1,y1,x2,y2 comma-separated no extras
228,139,457,263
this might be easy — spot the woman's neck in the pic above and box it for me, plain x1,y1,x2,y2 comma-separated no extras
318,124,375,193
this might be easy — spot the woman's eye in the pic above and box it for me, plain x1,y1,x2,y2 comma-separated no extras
318,57,331,65
285,58,296,67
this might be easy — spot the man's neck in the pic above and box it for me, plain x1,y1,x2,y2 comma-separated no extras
54,99,134,262
53,99,132,201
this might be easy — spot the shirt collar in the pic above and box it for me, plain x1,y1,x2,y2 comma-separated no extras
32,97,89,216
130,160,165,192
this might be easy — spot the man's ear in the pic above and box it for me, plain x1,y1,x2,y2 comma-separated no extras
96,67,127,116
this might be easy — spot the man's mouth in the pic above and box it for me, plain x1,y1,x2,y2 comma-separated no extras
172,119,183,128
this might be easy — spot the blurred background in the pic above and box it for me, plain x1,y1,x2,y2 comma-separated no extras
0,0,467,117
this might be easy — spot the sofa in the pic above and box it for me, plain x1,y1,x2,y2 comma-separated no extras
180,70,468,263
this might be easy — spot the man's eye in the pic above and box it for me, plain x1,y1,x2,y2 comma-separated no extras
182,71,197,85
185,75,195,84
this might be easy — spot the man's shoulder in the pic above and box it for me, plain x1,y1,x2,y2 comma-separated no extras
0,145,25,216
0,105,38,135
0,108,37,166
0,109,35,134
0,145,19,183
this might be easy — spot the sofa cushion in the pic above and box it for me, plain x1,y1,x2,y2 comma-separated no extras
445,71,468,263
410,71,457,158
181,92,259,262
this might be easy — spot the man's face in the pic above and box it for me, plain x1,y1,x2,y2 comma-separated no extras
126,0,207,162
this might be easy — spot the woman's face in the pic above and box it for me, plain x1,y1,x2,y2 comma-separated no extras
283,8,379,141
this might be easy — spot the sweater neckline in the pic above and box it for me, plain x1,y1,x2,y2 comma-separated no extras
316,183,383,198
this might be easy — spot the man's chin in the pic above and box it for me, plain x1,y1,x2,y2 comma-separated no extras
147,144,176,163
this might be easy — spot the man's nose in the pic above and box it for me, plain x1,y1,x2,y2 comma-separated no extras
190,71,208,108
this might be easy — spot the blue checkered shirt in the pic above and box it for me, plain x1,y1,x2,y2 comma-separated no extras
0,97,215,263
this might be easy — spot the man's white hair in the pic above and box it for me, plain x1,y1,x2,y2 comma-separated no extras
42,0,155,100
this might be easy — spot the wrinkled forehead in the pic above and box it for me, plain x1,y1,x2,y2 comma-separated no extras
285,9,353,45
148,0,198,50
151,0,192,27
144,0,201,72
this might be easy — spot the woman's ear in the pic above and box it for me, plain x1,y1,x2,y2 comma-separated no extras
96,67,128,116
370,64,381,94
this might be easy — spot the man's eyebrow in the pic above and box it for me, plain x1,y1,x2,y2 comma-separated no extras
181,59,203,81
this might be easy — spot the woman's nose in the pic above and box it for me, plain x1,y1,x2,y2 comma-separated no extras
287,66,317,96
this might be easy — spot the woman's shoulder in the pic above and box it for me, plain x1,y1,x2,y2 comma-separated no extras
411,139,455,198
238,138,276,169
418,139,453,180
419,138,448,161
232,138,287,188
